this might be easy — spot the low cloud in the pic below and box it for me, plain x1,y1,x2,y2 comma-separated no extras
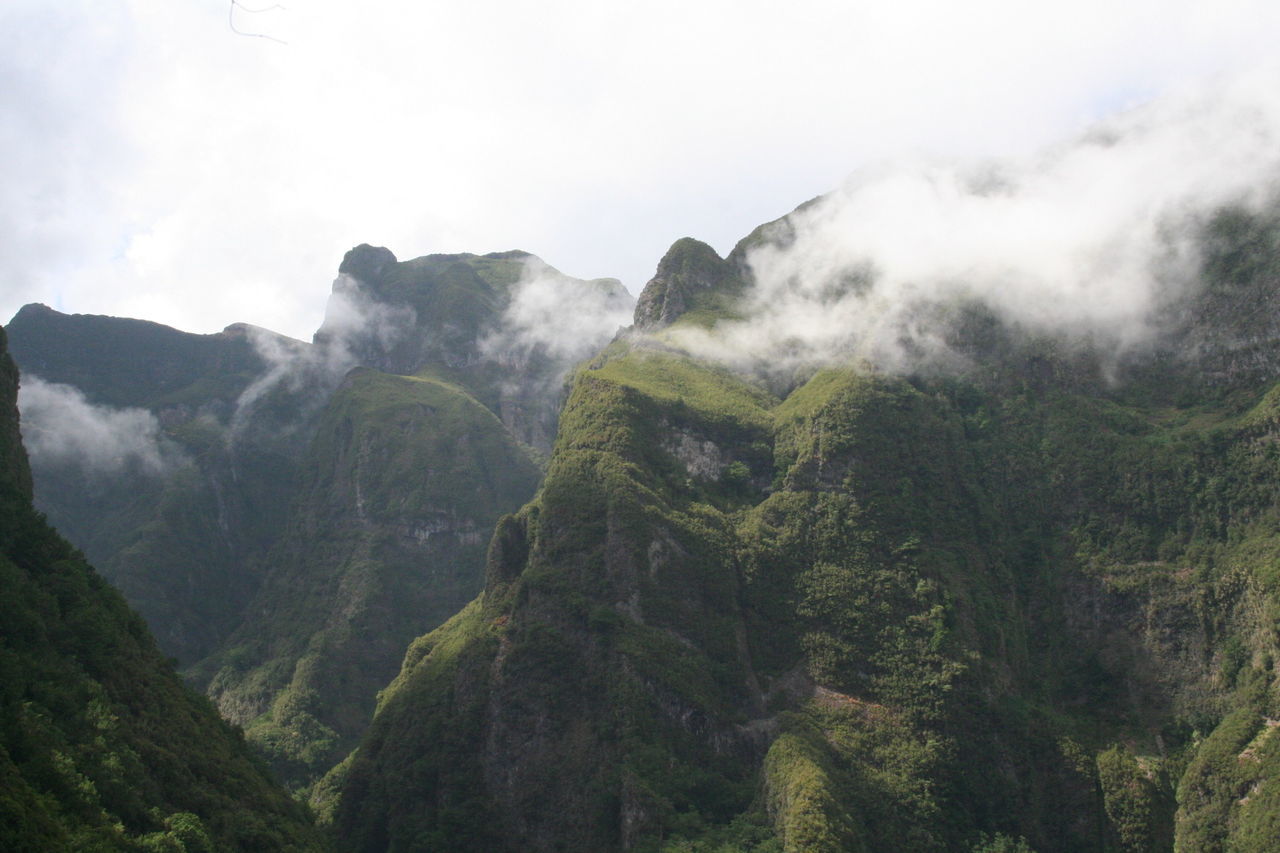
671,70,1280,377
231,272,417,432
315,272,418,356
482,258,634,367
18,376,184,475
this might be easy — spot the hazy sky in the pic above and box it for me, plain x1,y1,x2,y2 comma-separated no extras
4,0,1280,341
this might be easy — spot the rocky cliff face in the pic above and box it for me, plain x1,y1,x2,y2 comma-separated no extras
191,367,541,791
633,238,740,330
15,197,1280,850
317,245,632,452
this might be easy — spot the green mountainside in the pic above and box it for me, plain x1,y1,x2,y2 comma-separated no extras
332,206,1280,851
191,367,541,792
5,305,297,664
0,325,323,850
12,197,1280,851
7,248,630,797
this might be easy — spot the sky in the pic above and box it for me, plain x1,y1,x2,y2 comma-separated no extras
4,0,1280,342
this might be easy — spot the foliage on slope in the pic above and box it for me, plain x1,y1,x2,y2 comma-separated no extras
334,301,1280,852
332,348,780,851
0,325,323,851
5,306,303,664
191,368,541,795
8,247,629,798
326,245,632,452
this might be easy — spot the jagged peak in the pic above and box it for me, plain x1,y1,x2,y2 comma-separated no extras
633,237,735,329
9,302,57,323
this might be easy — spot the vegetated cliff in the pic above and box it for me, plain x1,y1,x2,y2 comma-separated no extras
0,325,324,851
318,245,633,453
191,367,541,792
7,247,633,796
5,305,300,664
333,206,1280,852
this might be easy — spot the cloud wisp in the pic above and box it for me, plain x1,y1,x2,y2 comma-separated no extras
230,272,419,436
481,258,635,368
18,376,185,476
671,71,1280,377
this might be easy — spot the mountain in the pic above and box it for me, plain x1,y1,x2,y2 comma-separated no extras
14,196,1280,851
191,366,542,791
5,304,298,664
0,324,323,850
6,247,633,795
331,206,1280,852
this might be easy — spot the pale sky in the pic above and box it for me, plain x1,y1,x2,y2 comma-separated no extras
4,0,1280,341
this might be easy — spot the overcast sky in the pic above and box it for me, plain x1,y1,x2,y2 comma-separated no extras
4,0,1280,341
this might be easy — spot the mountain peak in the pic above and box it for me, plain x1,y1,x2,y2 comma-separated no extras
633,237,735,329
338,243,397,282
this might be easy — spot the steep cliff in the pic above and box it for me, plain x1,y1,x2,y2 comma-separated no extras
192,368,541,791
6,305,301,664
333,206,1280,852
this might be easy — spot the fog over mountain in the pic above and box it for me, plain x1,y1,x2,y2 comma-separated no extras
672,70,1280,376
17,376,184,476
9,6,1280,851
5,1,1280,340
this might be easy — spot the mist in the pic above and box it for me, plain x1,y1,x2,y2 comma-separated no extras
316,272,419,356
231,272,418,433
18,376,184,476
482,258,634,367
670,70,1280,376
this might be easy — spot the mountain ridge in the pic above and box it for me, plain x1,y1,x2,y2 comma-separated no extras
11,194,1280,850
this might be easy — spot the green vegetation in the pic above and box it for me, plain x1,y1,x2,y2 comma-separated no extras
192,368,541,796
335,287,1280,851
0,326,322,850
20,208,1280,851
5,307,302,665
7,246,618,801
633,238,745,330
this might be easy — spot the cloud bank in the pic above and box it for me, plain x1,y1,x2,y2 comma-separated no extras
18,377,183,475
672,70,1280,375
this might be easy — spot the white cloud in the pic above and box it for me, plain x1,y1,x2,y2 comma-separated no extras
670,70,1280,374
481,258,634,365
229,273,417,434
17,376,183,475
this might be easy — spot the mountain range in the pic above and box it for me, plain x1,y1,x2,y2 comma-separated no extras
6,195,1280,851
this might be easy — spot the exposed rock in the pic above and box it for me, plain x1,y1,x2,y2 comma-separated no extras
633,237,736,328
